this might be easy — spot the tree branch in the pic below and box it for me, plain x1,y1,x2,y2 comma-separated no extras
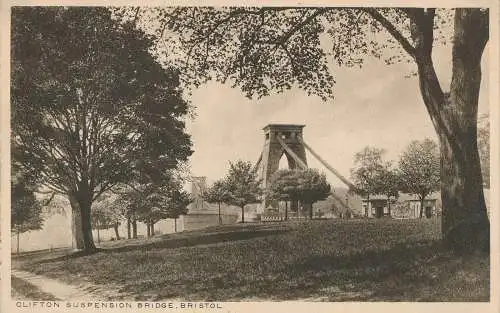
362,8,416,59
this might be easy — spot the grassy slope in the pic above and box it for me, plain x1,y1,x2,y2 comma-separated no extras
14,218,489,301
11,276,60,301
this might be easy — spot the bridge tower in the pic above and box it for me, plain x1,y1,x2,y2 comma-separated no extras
258,124,308,212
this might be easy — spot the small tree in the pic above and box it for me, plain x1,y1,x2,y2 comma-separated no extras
376,165,400,216
110,188,139,239
91,206,107,244
225,161,262,223
399,139,440,218
266,169,298,220
92,193,123,242
350,147,387,215
133,185,168,237
267,169,331,219
125,177,191,236
203,179,231,224
167,190,193,232
11,172,44,254
295,169,331,219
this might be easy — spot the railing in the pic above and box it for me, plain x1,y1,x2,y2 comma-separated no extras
260,211,313,222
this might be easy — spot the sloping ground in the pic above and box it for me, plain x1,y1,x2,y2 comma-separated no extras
13,218,489,302
11,276,60,301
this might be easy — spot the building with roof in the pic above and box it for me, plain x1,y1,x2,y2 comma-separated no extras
361,192,441,219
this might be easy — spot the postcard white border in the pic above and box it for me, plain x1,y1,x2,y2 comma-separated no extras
1,1,499,312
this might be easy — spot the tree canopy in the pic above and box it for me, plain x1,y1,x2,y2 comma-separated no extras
224,160,262,222
269,169,330,203
11,171,44,235
203,179,231,205
350,146,388,199
122,178,192,229
203,179,231,223
376,165,400,201
267,169,299,203
398,138,441,217
268,168,331,219
11,7,193,252
11,165,45,253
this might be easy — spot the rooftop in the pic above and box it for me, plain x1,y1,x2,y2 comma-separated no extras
263,124,306,131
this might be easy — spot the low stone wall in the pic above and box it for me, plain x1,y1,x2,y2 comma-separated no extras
183,214,239,231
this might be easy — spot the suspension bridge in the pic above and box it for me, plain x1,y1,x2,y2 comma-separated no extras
253,124,359,217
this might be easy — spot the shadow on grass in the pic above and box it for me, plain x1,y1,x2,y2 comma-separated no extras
134,240,488,302
32,228,290,265
277,242,487,301
107,228,290,254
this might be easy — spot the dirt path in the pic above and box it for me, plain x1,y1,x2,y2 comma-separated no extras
11,270,108,301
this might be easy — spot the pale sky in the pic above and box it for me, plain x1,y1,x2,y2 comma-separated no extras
184,43,490,188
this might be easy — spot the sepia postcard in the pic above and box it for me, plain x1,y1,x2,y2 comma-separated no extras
1,1,499,313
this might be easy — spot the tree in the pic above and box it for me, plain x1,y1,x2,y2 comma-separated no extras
91,206,107,244
92,193,124,243
10,177,44,253
129,6,490,253
399,139,441,218
203,179,231,224
108,186,139,239
123,176,191,236
294,169,331,219
266,169,297,220
167,190,193,232
376,165,400,216
224,160,262,223
350,147,387,214
128,185,166,237
267,169,331,219
11,170,45,254
11,7,193,253
478,114,490,189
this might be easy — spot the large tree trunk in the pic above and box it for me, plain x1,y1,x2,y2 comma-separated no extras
146,222,151,237
68,193,84,250
79,198,97,253
74,187,97,253
151,222,155,236
442,9,489,254
414,9,489,254
439,129,489,253
241,206,245,223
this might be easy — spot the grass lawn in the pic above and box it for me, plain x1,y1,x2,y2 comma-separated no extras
12,218,489,301
11,276,60,301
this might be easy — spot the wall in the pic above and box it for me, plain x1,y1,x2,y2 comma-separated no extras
92,218,182,242
183,214,239,232
11,213,72,253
